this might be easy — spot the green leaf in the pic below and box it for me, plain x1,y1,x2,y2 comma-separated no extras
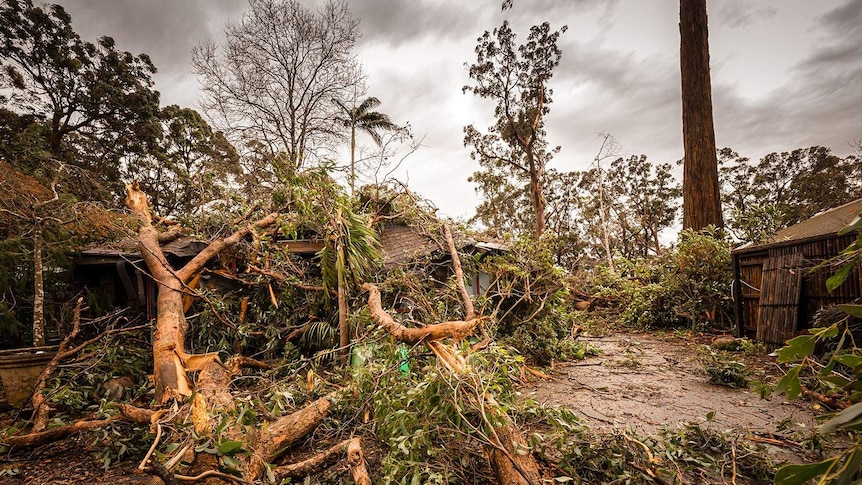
833,354,862,369
821,374,851,389
819,402,862,434
216,440,244,456
774,366,802,400
838,304,862,318
776,336,816,363
838,218,862,235
827,263,855,292
706,411,715,421
774,458,837,485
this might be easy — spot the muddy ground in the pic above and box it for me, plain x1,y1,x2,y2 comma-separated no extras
1,331,820,483
530,332,815,435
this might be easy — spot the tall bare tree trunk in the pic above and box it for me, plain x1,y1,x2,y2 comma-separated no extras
527,152,546,237
349,123,356,194
680,0,724,230
32,226,45,346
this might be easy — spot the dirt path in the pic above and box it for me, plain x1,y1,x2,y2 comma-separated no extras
528,332,815,435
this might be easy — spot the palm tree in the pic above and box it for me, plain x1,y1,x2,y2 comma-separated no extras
336,96,399,192
319,205,381,363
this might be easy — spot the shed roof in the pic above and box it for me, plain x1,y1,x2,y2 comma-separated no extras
735,198,862,253
380,225,444,270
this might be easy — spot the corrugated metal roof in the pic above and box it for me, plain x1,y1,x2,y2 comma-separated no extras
737,198,862,252
769,198,862,242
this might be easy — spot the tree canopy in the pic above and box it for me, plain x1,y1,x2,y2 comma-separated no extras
464,20,567,237
0,0,160,196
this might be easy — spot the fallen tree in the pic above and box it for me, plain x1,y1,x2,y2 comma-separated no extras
360,222,542,484
125,181,279,404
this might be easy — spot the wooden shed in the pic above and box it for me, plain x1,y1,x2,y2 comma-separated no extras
732,199,862,348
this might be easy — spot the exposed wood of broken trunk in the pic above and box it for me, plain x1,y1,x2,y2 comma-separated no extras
125,181,278,404
362,283,540,485
190,355,372,482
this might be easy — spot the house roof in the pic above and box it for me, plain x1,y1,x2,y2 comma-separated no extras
735,198,862,253
78,236,208,262
380,225,444,270
379,225,510,270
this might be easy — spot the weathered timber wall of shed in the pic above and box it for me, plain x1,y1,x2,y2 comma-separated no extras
734,233,861,348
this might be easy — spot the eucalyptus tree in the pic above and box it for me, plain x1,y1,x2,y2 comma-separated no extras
720,146,862,243
125,105,241,220
0,0,160,195
335,96,399,193
193,0,362,175
679,0,723,230
464,21,567,237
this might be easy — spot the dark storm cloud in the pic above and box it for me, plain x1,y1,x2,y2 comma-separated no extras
713,1,777,29
352,0,485,46
713,0,862,158
542,37,684,169
53,0,247,105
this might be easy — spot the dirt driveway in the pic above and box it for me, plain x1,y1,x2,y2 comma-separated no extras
528,332,815,435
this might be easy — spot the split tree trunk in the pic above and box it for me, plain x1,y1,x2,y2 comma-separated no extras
125,181,278,404
32,226,45,347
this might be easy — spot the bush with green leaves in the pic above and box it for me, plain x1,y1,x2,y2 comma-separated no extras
343,335,530,484
480,237,598,365
594,228,733,332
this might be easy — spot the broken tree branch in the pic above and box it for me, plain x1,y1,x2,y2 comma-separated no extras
362,283,481,344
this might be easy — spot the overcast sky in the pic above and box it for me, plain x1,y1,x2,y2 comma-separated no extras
53,0,862,220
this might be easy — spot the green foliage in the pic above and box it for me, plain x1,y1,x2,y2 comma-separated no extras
46,330,151,416
770,225,862,483
719,146,862,244
464,20,567,237
597,228,733,332
0,0,161,196
481,238,597,365
126,105,241,219
346,337,529,483
702,351,749,388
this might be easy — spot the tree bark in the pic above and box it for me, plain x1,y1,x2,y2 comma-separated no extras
680,0,724,230
32,226,45,347
273,437,369,483
125,181,278,404
338,282,350,364
526,152,547,237
362,283,481,344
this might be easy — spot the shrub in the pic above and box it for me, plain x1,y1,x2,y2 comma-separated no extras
597,227,734,332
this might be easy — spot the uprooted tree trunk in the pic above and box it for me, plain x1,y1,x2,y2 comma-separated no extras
125,181,278,404
362,283,541,485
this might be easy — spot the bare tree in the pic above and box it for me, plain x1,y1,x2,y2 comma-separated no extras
193,0,362,174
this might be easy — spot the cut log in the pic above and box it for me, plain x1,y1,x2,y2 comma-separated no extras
273,437,366,480
346,438,371,485
244,394,333,480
